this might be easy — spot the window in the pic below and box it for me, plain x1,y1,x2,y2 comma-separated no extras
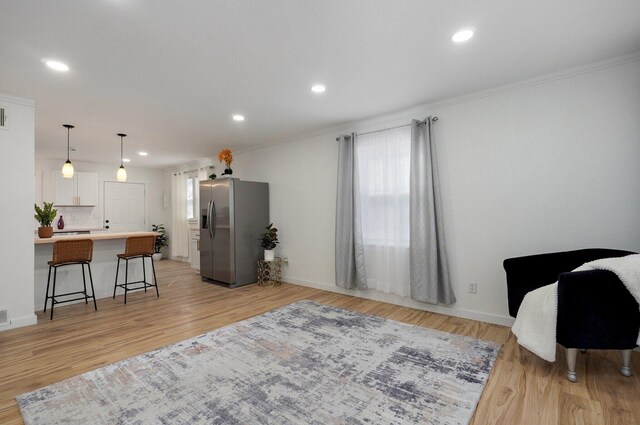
186,173,198,220
356,126,411,246
354,125,411,296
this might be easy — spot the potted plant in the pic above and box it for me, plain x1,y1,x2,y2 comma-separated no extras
218,148,233,176
259,223,279,261
152,224,168,260
34,202,58,238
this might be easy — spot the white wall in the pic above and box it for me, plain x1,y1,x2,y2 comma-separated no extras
0,94,37,330
36,158,169,234
234,56,640,325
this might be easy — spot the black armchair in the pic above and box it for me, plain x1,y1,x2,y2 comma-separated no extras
504,248,639,382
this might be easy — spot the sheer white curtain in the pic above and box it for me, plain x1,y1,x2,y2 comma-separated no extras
171,172,189,258
355,126,411,297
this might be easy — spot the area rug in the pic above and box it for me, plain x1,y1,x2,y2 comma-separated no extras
17,301,501,424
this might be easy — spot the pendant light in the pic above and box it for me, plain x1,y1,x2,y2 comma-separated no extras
61,124,75,178
117,133,127,182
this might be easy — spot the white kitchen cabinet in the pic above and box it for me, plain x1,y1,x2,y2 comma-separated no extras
76,172,97,206
54,173,75,205
53,171,98,206
190,228,200,270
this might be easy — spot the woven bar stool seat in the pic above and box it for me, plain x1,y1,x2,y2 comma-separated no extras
44,239,97,320
113,235,159,304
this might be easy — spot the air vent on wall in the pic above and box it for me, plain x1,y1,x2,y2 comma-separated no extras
0,107,6,129
0,308,9,327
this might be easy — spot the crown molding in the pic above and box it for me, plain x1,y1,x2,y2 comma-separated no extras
0,93,35,107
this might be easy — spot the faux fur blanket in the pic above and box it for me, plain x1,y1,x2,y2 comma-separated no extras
511,254,640,362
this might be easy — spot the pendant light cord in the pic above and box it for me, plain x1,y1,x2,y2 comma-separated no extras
117,133,126,167
67,127,70,161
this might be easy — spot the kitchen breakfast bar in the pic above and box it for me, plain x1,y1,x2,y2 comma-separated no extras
34,232,159,311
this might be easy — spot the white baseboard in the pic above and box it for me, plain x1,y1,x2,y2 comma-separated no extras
168,255,189,262
285,276,515,327
0,313,38,332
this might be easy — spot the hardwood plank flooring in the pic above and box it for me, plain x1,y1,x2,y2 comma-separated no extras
1,259,638,424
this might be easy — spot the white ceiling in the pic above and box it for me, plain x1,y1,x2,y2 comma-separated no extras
1,0,639,168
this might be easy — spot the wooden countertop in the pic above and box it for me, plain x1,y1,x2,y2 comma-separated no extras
34,231,158,245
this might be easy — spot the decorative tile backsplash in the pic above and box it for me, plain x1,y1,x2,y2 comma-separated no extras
36,206,103,231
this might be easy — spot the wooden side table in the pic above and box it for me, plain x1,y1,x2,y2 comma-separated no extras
257,257,283,287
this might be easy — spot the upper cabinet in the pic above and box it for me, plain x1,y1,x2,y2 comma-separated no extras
76,172,97,206
54,172,97,206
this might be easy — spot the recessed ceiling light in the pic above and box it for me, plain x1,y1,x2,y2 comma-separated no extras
232,114,245,121
122,158,131,163
452,28,474,43
311,84,326,93
44,60,69,72
138,151,148,156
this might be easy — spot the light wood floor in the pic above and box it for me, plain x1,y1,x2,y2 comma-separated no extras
1,260,638,424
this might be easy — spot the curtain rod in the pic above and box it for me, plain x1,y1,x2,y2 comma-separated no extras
336,116,438,141
173,165,215,176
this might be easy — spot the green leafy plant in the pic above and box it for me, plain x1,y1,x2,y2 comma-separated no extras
152,224,169,253
258,223,279,250
34,202,58,227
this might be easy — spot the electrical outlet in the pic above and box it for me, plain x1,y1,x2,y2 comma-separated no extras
283,257,289,264
468,283,478,294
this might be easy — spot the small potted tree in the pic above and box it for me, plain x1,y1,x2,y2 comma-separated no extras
259,223,279,261
152,224,168,260
34,202,58,238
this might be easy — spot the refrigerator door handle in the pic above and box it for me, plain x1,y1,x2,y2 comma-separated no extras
203,200,211,231
207,201,216,239
211,201,217,239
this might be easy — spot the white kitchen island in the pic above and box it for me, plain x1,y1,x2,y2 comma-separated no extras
34,232,159,311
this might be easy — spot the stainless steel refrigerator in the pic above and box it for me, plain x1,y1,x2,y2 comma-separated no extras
200,178,269,287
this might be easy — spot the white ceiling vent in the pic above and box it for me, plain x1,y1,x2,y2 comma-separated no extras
0,107,7,129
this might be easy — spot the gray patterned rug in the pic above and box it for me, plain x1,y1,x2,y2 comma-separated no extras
17,301,501,424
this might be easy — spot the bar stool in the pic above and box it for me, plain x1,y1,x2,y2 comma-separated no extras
44,239,97,320
112,235,159,304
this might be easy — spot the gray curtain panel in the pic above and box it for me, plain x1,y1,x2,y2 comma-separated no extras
410,118,455,305
335,134,367,290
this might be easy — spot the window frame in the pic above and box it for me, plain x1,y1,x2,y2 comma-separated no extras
185,171,198,222
355,125,412,248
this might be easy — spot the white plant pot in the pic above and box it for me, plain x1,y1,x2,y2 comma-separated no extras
264,249,275,261
152,253,163,261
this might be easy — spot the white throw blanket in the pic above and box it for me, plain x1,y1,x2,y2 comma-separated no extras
511,254,640,362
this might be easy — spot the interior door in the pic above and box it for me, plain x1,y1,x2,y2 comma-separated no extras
104,181,145,232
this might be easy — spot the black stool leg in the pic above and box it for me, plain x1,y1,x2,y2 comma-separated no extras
87,263,97,311
142,256,147,292
113,257,120,299
81,263,88,304
50,266,57,320
44,265,52,312
151,255,159,298
124,258,129,305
